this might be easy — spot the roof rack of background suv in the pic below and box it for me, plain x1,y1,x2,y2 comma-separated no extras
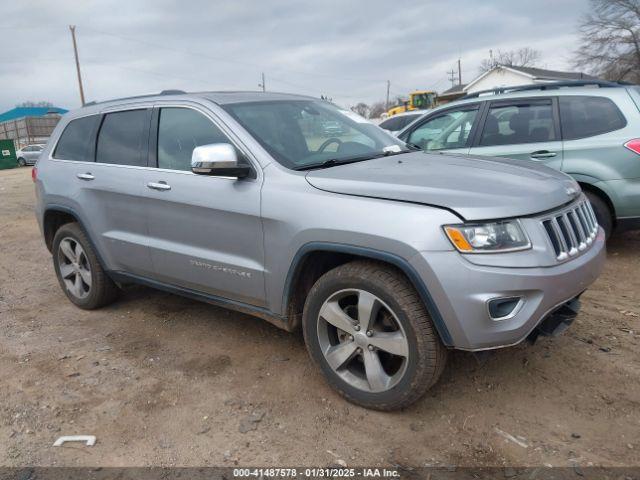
460,80,625,100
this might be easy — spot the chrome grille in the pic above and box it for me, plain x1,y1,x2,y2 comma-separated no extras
542,199,598,261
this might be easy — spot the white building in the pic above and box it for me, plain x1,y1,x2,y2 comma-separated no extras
464,65,598,94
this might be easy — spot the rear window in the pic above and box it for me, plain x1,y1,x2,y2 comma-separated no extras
559,96,627,140
480,100,555,146
53,115,100,161
96,109,150,166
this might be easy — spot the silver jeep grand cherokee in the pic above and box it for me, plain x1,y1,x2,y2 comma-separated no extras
34,91,605,410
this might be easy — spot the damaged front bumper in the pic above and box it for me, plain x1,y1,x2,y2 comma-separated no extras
527,296,582,343
410,227,606,351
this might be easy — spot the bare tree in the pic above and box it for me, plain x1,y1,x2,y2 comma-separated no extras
351,102,370,117
574,0,640,83
368,101,387,119
479,48,542,73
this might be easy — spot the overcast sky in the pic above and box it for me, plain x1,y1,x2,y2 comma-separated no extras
2,0,589,112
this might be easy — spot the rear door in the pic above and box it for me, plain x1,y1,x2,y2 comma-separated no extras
468,97,563,170
141,104,266,307
49,109,154,276
399,103,481,154
76,108,154,276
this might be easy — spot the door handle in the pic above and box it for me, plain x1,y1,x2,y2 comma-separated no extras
530,150,557,159
147,181,171,191
76,172,94,181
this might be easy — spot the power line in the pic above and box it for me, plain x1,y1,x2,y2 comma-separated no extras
92,63,216,87
12,24,444,106
447,68,457,87
80,26,391,85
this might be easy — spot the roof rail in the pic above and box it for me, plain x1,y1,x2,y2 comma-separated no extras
160,89,186,95
460,80,625,100
83,101,97,106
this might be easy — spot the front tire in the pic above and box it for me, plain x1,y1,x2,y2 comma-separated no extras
585,191,613,239
52,222,119,309
17,157,26,167
302,260,447,410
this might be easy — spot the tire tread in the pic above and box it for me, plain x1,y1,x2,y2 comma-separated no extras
52,222,119,309
303,259,447,411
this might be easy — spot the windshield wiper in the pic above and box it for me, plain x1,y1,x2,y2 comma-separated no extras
294,147,413,171
294,159,340,171
294,154,384,171
383,148,412,156
404,142,422,151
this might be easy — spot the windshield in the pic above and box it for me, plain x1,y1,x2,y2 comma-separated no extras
222,99,406,170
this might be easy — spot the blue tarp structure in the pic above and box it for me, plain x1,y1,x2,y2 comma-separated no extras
0,107,68,123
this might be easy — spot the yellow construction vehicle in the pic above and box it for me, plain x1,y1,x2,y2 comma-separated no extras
386,90,437,117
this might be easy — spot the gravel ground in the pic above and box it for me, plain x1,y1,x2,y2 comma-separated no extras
0,167,638,468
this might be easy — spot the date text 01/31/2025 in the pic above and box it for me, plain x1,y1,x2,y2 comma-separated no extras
232,468,400,478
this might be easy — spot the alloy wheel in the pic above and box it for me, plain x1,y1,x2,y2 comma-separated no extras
57,237,92,299
317,289,409,393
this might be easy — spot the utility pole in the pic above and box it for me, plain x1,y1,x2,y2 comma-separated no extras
69,25,85,106
385,80,390,110
259,72,266,92
458,58,462,85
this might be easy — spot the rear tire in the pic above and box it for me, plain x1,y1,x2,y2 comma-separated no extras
585,191,613,239
52,222,119,309
302,260,447,411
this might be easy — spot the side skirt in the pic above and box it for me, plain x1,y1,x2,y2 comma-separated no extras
107,271,293,332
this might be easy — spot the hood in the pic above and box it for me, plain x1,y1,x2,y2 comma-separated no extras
305,152,578,221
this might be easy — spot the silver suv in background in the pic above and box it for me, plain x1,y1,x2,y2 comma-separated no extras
34,91,605,410
398,80,640,237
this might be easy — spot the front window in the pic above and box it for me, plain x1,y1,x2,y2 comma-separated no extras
223,100,406,170
407,107,479,151
157,107,238,171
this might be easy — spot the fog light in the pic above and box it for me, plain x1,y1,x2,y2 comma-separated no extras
487,297,523,320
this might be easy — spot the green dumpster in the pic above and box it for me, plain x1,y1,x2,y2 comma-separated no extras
0,139,17,170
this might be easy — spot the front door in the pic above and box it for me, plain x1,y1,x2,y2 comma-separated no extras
142,105,266,307
468,98,563,170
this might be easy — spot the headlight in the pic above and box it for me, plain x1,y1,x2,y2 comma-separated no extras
443,220,530,253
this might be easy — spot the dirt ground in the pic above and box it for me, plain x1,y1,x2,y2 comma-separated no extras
0,167,638,468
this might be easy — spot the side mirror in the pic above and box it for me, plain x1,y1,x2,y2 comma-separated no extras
191,143,251,178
